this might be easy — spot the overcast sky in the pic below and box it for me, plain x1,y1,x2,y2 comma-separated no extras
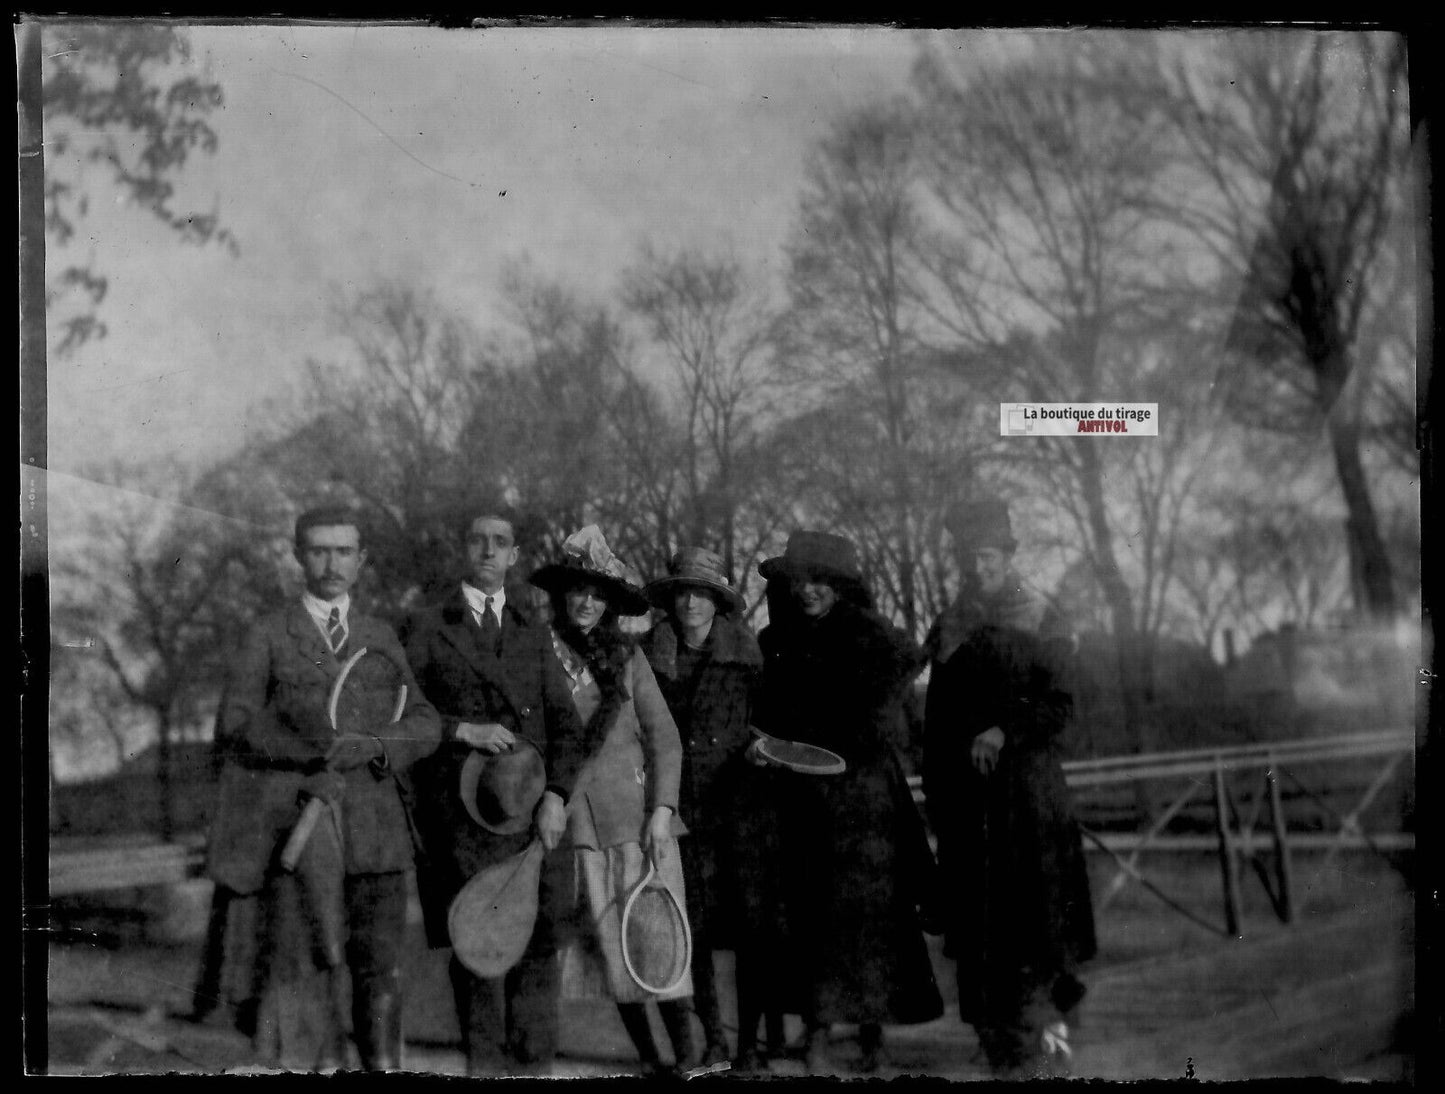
45,23,1042,474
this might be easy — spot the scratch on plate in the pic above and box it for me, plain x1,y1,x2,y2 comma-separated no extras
275,67,484,189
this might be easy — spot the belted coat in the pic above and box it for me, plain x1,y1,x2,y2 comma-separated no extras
205,603,441,895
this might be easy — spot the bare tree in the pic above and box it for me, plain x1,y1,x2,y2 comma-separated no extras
1165,31,1412,618
50,462,288,838
260,284,485,610
778,102,992,635
622,245,779,579
910,39,1198,753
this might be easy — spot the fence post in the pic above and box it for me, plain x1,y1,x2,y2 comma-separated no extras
1212,760,1242,936
1266,764,1294,924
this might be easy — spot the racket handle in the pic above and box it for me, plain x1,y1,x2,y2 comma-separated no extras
281,796,326,872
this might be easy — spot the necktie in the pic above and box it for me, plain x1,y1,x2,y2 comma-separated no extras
326,606,346,654
479,596,500,653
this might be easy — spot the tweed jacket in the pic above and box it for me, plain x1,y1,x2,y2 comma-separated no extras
549,633,687,851
205,602,441,895
402,589,590,895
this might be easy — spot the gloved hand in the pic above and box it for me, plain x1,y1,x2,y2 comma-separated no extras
298,769,347,806
325,732,384,772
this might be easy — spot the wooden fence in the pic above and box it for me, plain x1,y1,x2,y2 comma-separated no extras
910,727,1415,937
50,730,1414,936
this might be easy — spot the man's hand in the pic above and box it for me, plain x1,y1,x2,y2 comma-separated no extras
533,791,567,852
970,726,1006,776
325,732,383,772
298,769,347,806
643,806,674,868
456,721,516,754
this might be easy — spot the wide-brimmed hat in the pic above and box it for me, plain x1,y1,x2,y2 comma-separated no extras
529,525,652,617
458,740,546,835
944,497,1017,553
644,547,744,614
758,531,863,587
449,840,544,978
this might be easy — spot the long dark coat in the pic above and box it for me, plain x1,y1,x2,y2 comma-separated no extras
642,613,763,944
922,581,1097,1021
401,589,589,946
755,600,943,1027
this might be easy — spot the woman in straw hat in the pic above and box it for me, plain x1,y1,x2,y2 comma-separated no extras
753,531,943,1074
529,525,697,1075
641,547,764,1072
922,498,1095,1078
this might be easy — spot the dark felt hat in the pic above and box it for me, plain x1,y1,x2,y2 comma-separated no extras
645,547,744,614
758,531,863,587
944,497,1017,553
529,525,651,617
457,740,546,835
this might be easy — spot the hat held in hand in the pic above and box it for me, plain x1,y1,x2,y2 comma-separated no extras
457,739,546,835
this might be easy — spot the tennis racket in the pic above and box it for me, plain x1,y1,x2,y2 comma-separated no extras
281,646,408,872
749,727,847,775
620,858,692,996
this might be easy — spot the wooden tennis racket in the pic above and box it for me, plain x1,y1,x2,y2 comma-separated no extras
281,646,408,872
750,727,847,775
620,859,692,996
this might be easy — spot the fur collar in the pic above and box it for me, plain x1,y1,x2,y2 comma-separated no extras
646,613,762,681
927,577,1056,665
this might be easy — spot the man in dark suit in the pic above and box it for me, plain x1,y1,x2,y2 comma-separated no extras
205,505,441,1071
403,511,589,1075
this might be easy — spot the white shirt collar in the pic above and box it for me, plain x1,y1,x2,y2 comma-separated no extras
461,581,506,625
301,591,351,638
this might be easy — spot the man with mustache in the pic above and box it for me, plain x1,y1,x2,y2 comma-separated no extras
205,505,441,1071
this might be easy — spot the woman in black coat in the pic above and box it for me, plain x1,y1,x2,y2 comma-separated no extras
923,499,1096,1078
642,547,764,1072
753,531,942,1074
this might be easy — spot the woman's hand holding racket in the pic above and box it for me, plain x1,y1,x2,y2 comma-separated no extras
643,806,674,868
746,726,847,775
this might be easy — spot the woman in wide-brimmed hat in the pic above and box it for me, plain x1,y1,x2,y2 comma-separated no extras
751,531,943,1074
641,547,763,1071
529,526,698,1075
